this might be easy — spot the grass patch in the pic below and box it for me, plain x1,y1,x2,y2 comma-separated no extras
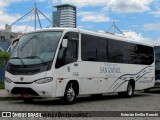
0,81,4,89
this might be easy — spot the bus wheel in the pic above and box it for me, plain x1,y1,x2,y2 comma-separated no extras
144,88,150,93
118,81,134,98
125,81,134,98
63,83,76,104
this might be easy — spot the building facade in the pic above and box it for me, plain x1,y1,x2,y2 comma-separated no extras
0,24,18,42
53,4,76,28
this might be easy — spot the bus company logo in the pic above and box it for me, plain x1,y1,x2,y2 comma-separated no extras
2,112,12,117
20,77,24,81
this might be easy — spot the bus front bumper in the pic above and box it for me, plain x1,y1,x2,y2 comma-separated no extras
5,81,56,98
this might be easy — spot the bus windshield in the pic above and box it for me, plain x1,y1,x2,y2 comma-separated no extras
9,31,62,65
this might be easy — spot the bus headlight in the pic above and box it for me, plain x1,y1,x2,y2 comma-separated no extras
5,77,13,83
35,77,53,84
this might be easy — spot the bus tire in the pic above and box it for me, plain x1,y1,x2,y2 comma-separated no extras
62,83,76,104
125,81,134,98
118,81,134,98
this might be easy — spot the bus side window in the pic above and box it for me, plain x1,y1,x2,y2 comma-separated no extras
55,32,79,68
65,40,78,64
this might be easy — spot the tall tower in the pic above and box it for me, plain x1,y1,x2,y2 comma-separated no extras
5,24,11,32
53,4,76,28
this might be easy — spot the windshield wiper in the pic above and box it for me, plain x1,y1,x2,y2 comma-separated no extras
10,57,25,66
24,56,47,65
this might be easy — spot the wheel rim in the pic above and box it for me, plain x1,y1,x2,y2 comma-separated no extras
67,86,75,102
128,84,133,96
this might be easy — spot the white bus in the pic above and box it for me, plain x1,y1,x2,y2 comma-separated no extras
5,28,155,104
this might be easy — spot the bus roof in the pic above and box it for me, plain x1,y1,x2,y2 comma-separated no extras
26,28,153,47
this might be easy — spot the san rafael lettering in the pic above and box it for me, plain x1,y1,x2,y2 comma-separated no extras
100,67,121,73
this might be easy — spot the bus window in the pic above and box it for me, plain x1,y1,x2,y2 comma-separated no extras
56,32,79,68
81,34,97,61
97,37,108,62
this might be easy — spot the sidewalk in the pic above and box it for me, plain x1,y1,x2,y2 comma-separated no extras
0,89,8,97
0,89,19,100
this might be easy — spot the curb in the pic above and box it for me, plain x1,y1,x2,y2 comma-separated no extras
0,89,18,101
0,97,19,101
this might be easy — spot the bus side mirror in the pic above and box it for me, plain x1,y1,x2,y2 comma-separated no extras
62,39,68,48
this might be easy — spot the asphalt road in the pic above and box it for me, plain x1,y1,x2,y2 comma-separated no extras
0,89,160,120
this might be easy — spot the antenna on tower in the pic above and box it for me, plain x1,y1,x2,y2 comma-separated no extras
106,21,125,36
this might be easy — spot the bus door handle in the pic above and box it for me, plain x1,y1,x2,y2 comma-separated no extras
74,63,78,66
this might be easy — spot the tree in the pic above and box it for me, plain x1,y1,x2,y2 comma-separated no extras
0,52,10,68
